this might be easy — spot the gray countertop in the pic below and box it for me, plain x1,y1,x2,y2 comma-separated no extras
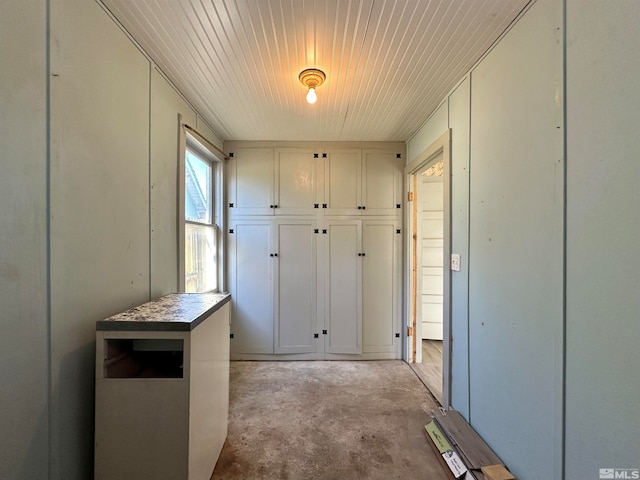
96,293,231,332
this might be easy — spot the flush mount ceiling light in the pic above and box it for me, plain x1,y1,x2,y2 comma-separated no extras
299,68,326,104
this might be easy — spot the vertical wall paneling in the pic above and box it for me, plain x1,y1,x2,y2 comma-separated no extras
467,0,563,478
196,114,224,151
0,1,49,479
150,68,197,297
565,1,640,477
448,79,471,420
49,0,150,477
407,102,448,164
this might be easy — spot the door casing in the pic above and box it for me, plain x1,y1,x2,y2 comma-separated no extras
404,129,452,408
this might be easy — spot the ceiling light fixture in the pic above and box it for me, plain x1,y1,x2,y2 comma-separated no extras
299,68,326,104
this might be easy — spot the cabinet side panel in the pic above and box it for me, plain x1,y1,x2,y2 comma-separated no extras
189,303,230,479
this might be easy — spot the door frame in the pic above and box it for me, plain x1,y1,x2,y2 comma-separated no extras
404,129,452,407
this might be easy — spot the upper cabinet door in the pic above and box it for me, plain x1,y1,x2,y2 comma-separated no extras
275,149,318,215
227,148,274,216
324,149,362,216
362,150,403,216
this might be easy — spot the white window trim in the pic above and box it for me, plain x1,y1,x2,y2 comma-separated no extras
178,118,226,293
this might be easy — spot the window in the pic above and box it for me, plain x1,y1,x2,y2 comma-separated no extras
180,126,224,293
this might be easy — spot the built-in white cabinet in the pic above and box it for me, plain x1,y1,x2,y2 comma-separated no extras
225,144,403,359
227,220,273,354
274,220,318,354
227,148,319,216
361,221,401,354
324,149,403,216
323,220,362,354
228,219,318,355
322,219,401,355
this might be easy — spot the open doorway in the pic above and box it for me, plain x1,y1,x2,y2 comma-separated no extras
405,130,451,407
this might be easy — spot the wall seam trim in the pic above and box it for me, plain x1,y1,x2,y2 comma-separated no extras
148,64,152,301
45,0,53,477
561,0,568,478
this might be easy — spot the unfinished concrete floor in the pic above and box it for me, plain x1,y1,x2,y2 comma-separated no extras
212,360,447,480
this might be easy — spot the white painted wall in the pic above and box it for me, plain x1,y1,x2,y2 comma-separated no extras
0,2,49,479
565,1,640,477
409,0,640,478
150,67,197,298
0,1,223,479
408,1,564,478
448,78,471,420
468,1,563,477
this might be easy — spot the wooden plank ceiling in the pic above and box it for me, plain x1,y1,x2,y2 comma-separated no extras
101,0,531,142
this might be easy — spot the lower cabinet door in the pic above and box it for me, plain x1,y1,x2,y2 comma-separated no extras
274,220,318,353
228,221,274,354
362,221,400,354
324,221,362,354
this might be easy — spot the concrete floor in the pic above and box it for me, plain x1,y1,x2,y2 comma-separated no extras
212,360,448,480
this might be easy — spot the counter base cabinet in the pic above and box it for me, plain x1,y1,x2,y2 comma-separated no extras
95,298,230,480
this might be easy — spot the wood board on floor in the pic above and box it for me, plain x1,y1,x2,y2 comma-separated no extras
432,409,502,470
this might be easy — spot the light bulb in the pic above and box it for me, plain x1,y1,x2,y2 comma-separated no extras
306,87,317,104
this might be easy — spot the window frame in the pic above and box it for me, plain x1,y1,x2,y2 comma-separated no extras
178,121,225,293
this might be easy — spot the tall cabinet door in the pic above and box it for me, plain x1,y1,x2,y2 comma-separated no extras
362,150,403,215
324,221,362,354
275,149,318,215
228,220,274,354
362,221,401,354
227,148,274,216
274,220,317,353
324,150,362,216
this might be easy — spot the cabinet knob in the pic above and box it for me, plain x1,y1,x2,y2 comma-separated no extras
270,204,274,208
274,253,278,257
357,206,362,210
274,204,278,208
362,205,366,210
270,253,274,257
358,253,362,257
362,252,366,257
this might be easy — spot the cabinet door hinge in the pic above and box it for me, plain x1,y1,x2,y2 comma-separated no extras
407,192,414,202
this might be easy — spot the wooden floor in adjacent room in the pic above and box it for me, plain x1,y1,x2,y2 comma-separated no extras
410,340,444,404
212,361,447,480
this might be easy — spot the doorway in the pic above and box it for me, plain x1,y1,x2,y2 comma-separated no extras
405,130,451,406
